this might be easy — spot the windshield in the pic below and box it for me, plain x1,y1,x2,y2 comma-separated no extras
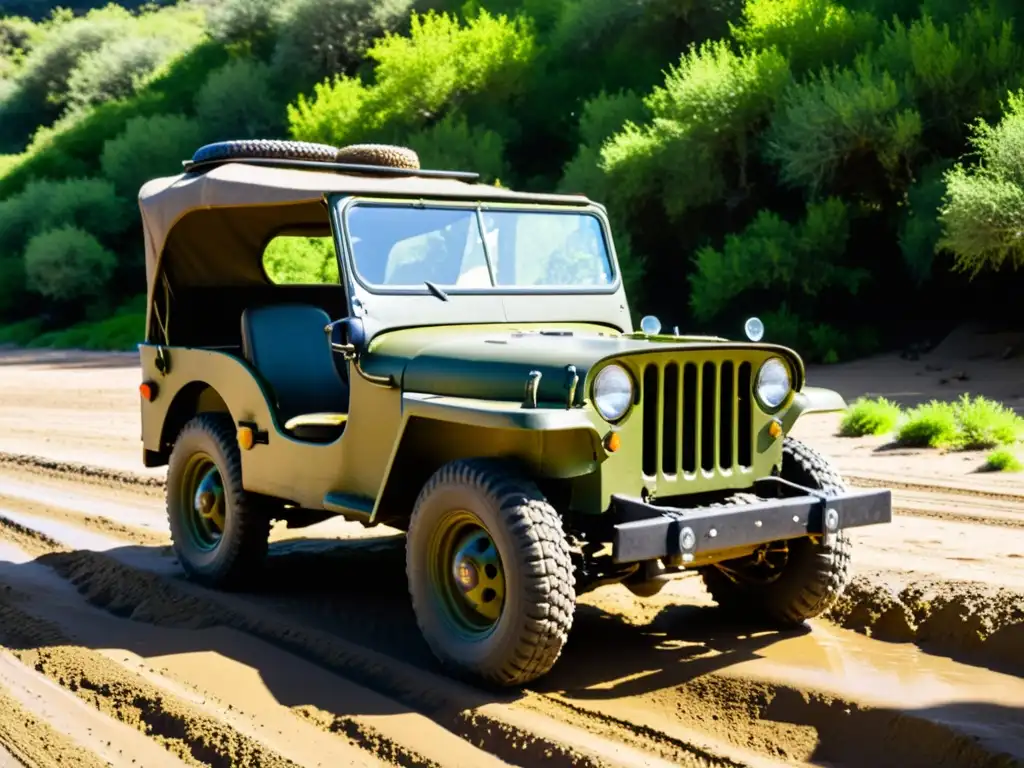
343,202,615,292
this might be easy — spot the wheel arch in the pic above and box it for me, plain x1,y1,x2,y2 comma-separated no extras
371,414,601,529
147,381,231,467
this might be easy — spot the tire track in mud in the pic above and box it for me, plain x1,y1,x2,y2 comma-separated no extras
0,514,750,768
0,497,1022,767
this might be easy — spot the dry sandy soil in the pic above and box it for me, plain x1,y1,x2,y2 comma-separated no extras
0,329,1020,768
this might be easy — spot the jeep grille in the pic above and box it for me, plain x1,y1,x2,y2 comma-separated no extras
640,360,754,478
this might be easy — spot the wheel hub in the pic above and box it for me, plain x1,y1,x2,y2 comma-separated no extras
184,457,226,550
442,524,505,627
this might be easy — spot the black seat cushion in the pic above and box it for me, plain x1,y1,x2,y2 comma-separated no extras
240,304,349,437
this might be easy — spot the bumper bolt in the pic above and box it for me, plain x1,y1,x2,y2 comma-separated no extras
825,507,839,531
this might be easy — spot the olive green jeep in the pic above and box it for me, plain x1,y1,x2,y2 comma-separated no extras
137,139,892,687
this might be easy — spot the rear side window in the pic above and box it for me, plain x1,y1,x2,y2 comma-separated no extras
263,235,339,285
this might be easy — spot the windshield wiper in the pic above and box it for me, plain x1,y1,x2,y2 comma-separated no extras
424,280,449,301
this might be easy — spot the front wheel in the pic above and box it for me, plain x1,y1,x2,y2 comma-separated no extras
166,413,271,589
700,437,852,625
406,459,576,687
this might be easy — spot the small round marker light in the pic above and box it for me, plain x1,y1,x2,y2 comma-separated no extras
745,317,765,342
640,315,662,336
605,432,621,453
139,382,156,402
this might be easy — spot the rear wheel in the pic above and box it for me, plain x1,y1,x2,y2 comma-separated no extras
700,437,852,625
406,459,575,687
166,413,271,589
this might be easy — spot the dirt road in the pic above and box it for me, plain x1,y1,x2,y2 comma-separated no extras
0,344,1021,767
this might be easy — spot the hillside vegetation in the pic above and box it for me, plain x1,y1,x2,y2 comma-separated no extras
0,0,1022,357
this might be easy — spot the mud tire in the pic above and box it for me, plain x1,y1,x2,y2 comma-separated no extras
700,437,852,625
191,139,340,165
335,143,421,170
166,413,271,590
406,459,575,687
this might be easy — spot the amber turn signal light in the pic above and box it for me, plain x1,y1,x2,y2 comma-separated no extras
605,431,621,453
237,426,255,451
768,420,782,439
139,381,157,402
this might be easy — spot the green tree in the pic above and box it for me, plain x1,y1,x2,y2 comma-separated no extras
24,225,117,303
99,113,203,196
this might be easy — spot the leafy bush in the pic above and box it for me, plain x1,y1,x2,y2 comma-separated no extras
287,10,536,146
65,36,175,113
406,113,507,182
839,396,903,437
688,197,868,322
23,225,117,303
896,400,959,447
765,55,921,194
0,176,126,261
207,0,279,49
895,394,1023,449
195,58,283,140
731,0,878,73
263,236,339,284
272,0,414,87
99,113,203,196
0,6,134,149
938,90,1024,275
955,394,1024,449
983,448,1022,472
27,301,144,350
601,40,790,219
0,317,42,346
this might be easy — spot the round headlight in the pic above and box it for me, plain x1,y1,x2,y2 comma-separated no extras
592,364,633,422
756,358,792,410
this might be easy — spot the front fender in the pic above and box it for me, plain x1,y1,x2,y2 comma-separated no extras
780,386,848,432
371,393,606,524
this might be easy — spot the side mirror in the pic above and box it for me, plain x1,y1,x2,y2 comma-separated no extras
325,317,366,358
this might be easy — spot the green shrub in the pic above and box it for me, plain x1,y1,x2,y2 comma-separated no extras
839,396,903,437
23,225,117,303
195,58,283,140
287,10,536,146
955,394,1024,449
33,305,144,351
764,55,921,194
601,40,790,219
895,400,959,447
896,395,1023,449
938,90,1024,275
263,236,339,285
99,112,203,196
65,36,175,113
406,113,507,182
898,158,954,285
731,0,879,74
0,317,43,346
688,197,868,323
272,0,413,87
0,6,134,149
983,448,1023,472
207,0,280,50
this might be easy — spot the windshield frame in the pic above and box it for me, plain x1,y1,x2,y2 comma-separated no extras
334,196,622,298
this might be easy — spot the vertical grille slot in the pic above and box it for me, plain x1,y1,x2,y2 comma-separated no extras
642,364,659,477
640,357,755,478
719,361,734,469
682,363,698,473
661,363,679,475
700,362,716,472
738,362,753,467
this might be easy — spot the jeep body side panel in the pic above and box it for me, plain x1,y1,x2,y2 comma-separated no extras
139,344,403,510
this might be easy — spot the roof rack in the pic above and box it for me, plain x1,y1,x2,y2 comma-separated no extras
181,156,482,182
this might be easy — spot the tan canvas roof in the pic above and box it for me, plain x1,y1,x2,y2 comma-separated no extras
138,161,593,295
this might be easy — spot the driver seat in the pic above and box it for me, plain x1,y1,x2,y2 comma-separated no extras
240,304,350,442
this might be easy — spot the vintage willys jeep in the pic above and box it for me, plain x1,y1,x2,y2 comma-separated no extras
137,140,892,686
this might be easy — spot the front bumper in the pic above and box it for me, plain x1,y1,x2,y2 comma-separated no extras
611,481,892,564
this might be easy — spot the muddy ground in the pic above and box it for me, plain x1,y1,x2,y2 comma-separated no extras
0,330,1021,768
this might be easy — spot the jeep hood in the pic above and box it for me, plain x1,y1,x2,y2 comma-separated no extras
361,323,805,405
